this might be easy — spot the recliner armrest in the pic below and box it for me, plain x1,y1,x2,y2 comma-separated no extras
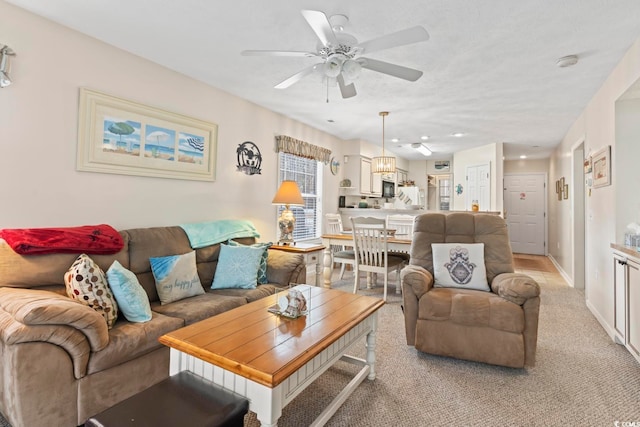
491,273,540,305
401,264,434,299
400,265,434,346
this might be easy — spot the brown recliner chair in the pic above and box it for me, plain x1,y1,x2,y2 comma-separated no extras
401,212,541,368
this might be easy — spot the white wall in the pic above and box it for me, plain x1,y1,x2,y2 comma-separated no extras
549,37,640,338
0,2,353,241
504,158,549,174
615,97,640,242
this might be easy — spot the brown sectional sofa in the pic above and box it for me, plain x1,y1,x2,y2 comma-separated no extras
0,225,305,427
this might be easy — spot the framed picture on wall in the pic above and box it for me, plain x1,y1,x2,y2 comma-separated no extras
592,146,611,188
76,88,218,181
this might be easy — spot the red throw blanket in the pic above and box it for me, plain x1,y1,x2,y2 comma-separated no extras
0,224,124,255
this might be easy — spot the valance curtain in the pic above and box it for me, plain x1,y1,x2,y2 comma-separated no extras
275,135,331,164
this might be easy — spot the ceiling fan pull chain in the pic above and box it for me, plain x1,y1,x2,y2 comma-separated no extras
326,77,330,103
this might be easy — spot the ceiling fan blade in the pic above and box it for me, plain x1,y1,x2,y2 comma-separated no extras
337,74,357,98
241,50,318,58
274,63,321,89
359,57,423,81
301,10,338,47
357,26,429,54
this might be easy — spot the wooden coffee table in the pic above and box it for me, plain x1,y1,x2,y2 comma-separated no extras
159,285,384,427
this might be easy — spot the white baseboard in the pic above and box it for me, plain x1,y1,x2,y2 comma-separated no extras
547,254,573,287
585,299,617,342
546,255,617,343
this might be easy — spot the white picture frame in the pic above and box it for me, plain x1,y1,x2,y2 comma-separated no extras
77,88,218,181
592,146,611,188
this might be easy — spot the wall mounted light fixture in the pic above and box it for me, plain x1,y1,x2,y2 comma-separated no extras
0,45,16,88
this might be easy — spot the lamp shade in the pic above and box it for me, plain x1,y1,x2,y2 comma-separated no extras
272,180,304,206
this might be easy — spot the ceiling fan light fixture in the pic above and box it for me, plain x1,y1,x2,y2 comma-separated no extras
324,54,344,78
341,59,361,81
411,143,432,156
372,111,396,174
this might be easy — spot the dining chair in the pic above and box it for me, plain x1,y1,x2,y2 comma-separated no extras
386,214,414,265
325,213,355,279
350,216,405,301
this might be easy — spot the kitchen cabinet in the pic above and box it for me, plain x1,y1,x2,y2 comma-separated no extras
611,245,640,363
360,157,372,194
397,168,408,185
343,155,381,196
371,170,382,196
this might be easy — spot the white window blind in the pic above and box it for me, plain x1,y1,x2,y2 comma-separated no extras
278,153,321,241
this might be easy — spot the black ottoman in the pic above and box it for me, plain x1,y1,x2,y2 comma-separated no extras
85,371,249,427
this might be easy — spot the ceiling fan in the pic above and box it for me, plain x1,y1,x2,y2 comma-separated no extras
241,10,429,99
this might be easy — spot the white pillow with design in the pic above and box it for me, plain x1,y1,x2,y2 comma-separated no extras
150,251,204,305
432,243,489,291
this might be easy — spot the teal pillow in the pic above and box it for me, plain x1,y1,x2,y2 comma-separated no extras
227,240,272,284
150,251,205,305
211,244,264,289
106,260,152,323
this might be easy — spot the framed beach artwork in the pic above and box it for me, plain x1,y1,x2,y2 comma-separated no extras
592,146,611,188
77,88,218,181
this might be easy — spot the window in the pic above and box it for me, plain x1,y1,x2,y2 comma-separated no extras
278,153,322,241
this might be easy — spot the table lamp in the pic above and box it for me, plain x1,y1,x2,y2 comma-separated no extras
272,180,304,245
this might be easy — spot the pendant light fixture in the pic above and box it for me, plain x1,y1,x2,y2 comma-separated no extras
371,111,396,174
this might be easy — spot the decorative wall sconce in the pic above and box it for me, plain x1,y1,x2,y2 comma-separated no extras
0,45,16,88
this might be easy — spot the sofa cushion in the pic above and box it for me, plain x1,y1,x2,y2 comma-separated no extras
208,284,279,303
150,251,205,305
87,312,183,375
266,250,304,287
419,287,524,333
151,293,247,325
64,254,119,328
432,243,489,291
211,244,263,289
227,240,272,284
106,261,152,323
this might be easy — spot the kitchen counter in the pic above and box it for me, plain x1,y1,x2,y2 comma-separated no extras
339,208,501,214
338,208,501,223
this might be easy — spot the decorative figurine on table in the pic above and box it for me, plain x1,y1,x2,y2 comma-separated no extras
273,288,308,318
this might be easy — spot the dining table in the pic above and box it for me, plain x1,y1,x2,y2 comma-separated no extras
320,232,412,288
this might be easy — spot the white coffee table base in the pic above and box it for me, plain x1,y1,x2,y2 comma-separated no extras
168,311,378,427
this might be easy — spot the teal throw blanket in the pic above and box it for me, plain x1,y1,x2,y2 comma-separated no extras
179,220,260,248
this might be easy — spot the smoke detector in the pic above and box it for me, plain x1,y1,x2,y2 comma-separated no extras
556,55,578,68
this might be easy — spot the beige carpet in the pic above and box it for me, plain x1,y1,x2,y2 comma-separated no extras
1,255,638,427
242,254,640,426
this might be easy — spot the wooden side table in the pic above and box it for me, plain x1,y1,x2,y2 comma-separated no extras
270,242,325,286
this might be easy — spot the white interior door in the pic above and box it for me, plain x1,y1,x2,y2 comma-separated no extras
504,173,546,255
466,163,490,210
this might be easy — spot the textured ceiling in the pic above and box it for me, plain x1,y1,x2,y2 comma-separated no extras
6,0,640,160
